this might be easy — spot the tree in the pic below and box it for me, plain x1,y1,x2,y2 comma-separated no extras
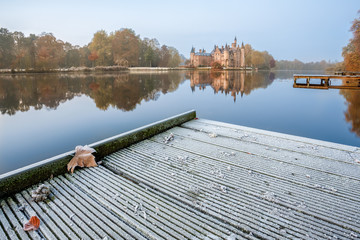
140,38,160,67
79,46,92,67
63,42,81,68
35,33,65,69
251,50,265,68
167,47,181,67
88,30,112,66
88,51,99,67
343,11,360,71
159,45,170,67
211,61,223,70
111,28,140,66
269,57,276,68
0,28,15,68
244,44,252,68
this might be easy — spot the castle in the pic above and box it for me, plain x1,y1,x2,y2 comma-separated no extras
190,37,245,68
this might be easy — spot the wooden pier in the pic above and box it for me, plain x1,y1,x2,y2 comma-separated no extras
293,74,360,90
1,110,360,239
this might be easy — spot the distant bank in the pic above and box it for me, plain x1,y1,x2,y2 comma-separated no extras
0,66,257,74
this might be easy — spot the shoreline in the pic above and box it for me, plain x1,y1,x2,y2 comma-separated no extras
0,66,257,75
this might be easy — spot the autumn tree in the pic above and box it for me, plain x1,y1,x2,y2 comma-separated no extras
88,51,99,67
88,30,112,66
35,33,65,69
343,11,360,71
110,28,140,66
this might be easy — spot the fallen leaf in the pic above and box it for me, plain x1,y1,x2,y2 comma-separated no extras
67,145,97,173
24,216,40,231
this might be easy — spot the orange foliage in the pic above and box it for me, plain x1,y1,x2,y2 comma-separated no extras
343,12,360,71
88,51,99,61
23,216,40,231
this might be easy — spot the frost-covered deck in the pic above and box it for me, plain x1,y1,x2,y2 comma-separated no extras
1,117,360,239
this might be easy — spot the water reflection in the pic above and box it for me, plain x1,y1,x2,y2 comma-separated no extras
340,88,360,137
0,72,186,115
0,71,359,139
188,71,275,102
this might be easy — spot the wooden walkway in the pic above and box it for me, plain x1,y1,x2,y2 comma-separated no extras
293,74,360,89
1,115,360,239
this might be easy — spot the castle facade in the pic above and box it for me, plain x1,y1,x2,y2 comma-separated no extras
190,37,245,68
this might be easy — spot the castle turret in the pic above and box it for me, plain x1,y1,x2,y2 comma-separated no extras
190,46,195,66
232,37,237,49
240,42,245,68
224,44,230,67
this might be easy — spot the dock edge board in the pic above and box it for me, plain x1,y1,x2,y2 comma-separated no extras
0,110,196,198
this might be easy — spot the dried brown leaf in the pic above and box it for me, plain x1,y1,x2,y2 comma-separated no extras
23,216,40,231
67,145,97,173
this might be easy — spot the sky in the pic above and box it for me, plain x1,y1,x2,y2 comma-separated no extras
1,0,358,62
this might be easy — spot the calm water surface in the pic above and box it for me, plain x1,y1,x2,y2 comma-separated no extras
0,70,359,174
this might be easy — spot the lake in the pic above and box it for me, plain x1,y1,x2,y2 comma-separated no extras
0,70,359,175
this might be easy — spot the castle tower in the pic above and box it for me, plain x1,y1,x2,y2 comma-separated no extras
240,42,245,68
231,36,237,49
190,46,195,66
224,44,230,67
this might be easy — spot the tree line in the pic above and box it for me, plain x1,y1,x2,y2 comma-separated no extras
0,28,182,70
243,44,276,70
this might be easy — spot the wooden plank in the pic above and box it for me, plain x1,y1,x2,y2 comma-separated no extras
186,118,359,156
104,153,301,239
55,176,144,240
63,173,166,240
76,169,208,239
145,135,360,229
0,205,19,240
67,172,184,239
165,126,360,198
6,197,40,240
0,215,8,240
21,190,80,240
0,199,30,240
48,179,124,240
103,143,358,238
81,167,245,239
35,184,103,239
14,193,59,240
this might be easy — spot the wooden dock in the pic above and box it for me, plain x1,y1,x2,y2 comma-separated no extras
1,110,360,239
293,74,360,90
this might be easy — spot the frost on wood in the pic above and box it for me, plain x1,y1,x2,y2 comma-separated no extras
164,133,174,144
208,133,217,138
31,184,50,202
67,145,97,173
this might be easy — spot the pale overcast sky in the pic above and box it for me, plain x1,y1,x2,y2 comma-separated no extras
1,0,358,62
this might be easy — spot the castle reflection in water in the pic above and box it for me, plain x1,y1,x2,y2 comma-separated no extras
188,70,275,102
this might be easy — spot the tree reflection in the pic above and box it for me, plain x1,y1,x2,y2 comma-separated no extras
340,88,360,137
0,72,186,115
189,70,275,102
